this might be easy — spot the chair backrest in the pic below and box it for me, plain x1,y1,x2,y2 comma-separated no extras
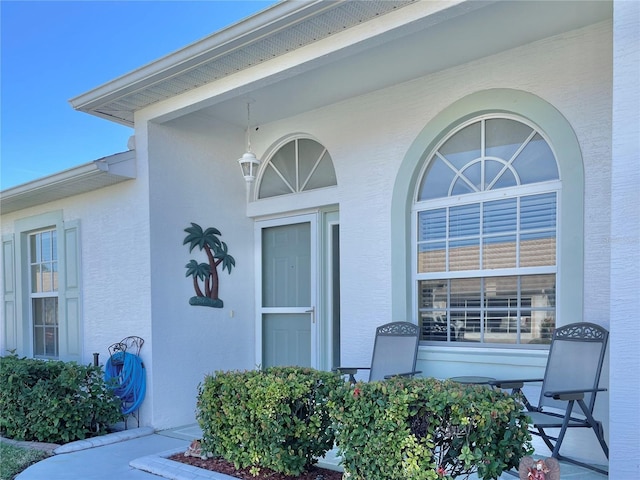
539,322,608,413
369,322,420,381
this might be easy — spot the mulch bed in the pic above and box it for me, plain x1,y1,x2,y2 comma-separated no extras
169,453,344,480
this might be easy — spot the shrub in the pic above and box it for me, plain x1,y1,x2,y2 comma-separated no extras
329,377,532,480
197,366,343,476
0,356,122,444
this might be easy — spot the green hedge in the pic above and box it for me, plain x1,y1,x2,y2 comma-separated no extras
329,377,532,480
0,356,122,443
197,366,343,476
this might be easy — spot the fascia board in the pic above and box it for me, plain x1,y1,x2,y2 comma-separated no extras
68,1,332,113
0,151,136,215
132,1,479,126
70,0,468,126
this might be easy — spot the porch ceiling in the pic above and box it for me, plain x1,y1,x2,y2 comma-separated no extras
70,0,612,129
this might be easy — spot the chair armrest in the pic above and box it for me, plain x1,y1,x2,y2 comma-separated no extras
490,378,544,389
384,370,422,379
544,387,607,401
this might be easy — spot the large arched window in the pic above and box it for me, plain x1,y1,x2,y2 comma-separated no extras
414,114,560,345
258,138,336,199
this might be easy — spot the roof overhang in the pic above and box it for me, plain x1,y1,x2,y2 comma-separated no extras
69,0,417,126
70,0,612,129
0,150,136,215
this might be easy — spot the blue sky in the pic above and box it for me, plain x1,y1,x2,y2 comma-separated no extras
1,0,276,190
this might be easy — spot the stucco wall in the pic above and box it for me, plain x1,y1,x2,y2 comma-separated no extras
237,20,612,366
140,19,614,461
1,16,617,461
143,115,257,429
609,0,640,476
0,155,155,425
69,180,152,365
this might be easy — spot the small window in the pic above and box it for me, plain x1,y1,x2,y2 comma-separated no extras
5,212,82,361
29,229,59,358
258,138,336,199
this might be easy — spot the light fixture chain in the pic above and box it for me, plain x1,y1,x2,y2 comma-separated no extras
247,102,252,152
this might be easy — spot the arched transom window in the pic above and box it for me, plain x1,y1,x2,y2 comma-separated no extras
414,115,559,346
258,138,336,199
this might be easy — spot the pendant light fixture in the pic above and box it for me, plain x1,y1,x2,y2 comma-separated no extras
238,100,260,184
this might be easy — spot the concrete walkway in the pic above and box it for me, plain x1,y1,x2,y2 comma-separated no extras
13,425,607,480
13,427,227,480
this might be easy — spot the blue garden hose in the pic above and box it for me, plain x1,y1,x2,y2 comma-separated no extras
104,351,146,415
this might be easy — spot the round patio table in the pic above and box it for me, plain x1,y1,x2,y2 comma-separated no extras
450,376,495,385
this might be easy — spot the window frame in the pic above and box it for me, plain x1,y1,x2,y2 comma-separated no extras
4,211,82,361
412,114,560,347
257,136,337,199
28,228,60,358
390,89,584,347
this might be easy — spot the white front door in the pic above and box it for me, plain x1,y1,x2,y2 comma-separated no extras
257,214,317,368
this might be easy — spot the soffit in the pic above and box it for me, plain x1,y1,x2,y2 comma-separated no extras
71,0,612,129
193,0,613,129
70,0,417,126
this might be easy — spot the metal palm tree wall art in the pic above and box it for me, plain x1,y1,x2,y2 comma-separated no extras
183,223,235,308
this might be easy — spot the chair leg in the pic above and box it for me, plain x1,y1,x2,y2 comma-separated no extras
555,455,609,476
596,421,609,458
550,401,574,458
531,401,574,458
515,388,536,412
577,398,609,459
535,425,557,453
537,399,609,476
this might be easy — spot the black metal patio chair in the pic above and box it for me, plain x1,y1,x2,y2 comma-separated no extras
491,322,609,475
336,321,421,383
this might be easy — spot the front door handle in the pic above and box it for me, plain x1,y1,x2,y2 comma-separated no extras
305,307,315,323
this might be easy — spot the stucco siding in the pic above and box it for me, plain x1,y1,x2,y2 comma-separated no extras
1,11,621,464
609,0,640,476
145,116,257,429
268,21,611,462
134,20,615,459
261,20,613,372
0,161,154,424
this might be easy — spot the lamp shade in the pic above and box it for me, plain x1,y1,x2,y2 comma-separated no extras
238,151,260,183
